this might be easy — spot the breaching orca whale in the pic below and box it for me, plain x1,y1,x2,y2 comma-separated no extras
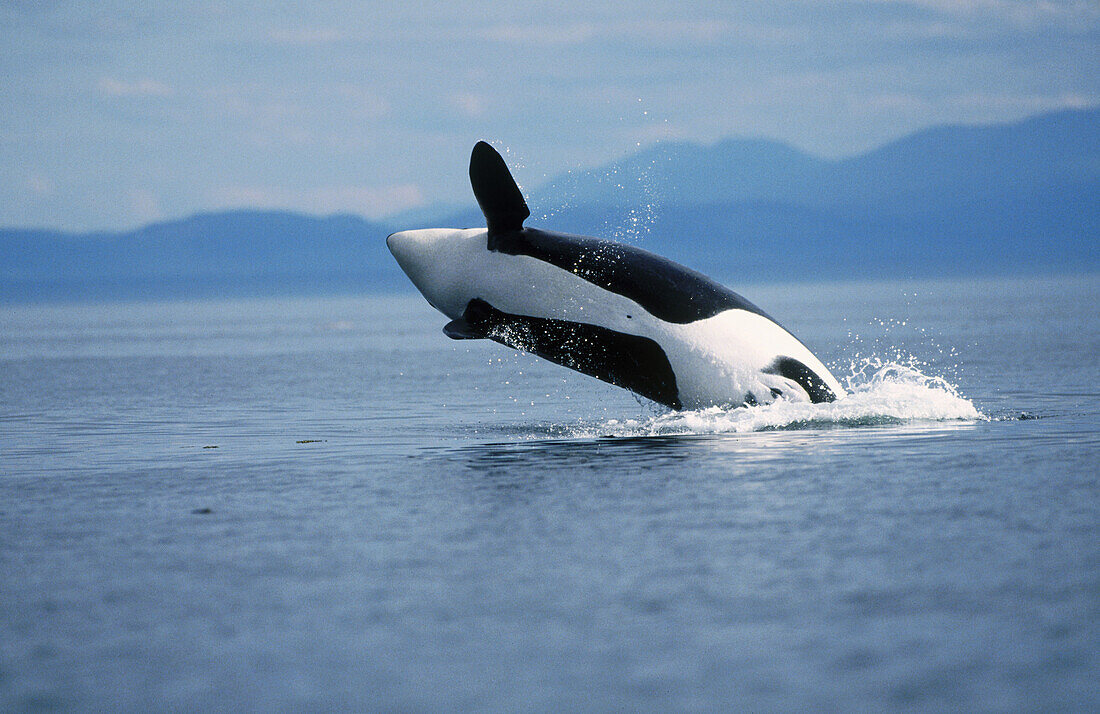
387,141,845,410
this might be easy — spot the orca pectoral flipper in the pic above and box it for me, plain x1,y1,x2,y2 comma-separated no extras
443,319,486,340
460,298,682,409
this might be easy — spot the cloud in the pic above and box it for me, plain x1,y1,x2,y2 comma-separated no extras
210,184,424,218
98,77,173,98
479,22,598,46
330,84,390,118
267,27,348,45
452,92,487,117
477,19,735,47
943,91,1098,113
26,175,54,196
857,0,1100,31
856,89,1098,117
204,86,301,121
202,83,388,129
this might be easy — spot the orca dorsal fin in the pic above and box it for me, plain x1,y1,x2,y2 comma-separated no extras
469,141,529,235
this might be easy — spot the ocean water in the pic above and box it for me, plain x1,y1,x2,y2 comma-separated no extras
1,275,1098,711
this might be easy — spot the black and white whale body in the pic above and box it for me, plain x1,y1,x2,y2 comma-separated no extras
387,141,845,410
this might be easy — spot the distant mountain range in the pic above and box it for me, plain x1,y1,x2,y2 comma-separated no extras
1,211,400,302
2,107,1097,302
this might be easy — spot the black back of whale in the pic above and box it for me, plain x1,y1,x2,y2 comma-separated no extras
470,141,770,325
487,227,772,324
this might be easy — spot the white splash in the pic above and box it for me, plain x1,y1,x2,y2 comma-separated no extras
564,359,982,438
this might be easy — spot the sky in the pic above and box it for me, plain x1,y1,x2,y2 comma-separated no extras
1,1,1097,231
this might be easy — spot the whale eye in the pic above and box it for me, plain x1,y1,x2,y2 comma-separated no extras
626,314,632,319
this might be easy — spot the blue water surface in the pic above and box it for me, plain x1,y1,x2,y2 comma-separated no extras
1,275,1098,711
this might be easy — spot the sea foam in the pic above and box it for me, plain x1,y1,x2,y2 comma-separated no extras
565,359,982,439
